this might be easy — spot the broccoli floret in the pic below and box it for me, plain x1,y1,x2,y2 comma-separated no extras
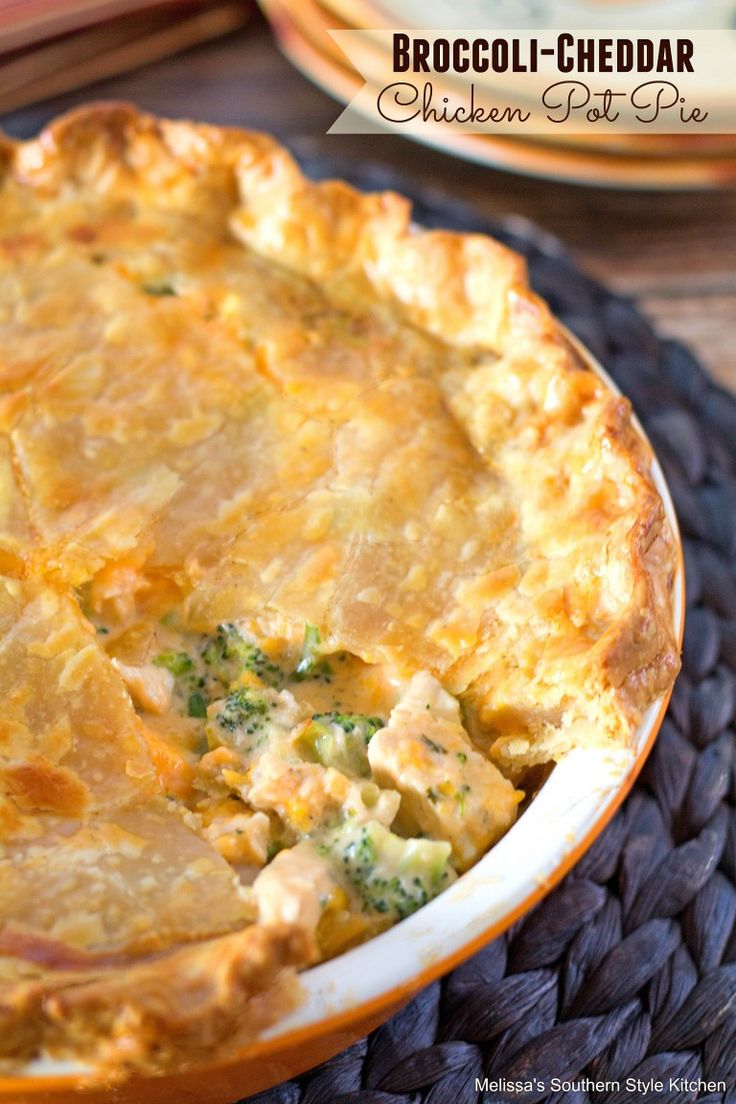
298,712,385,778
327,821,455,921
292,623,332,682
206,687,272,756
201,624,282,688
153,650,194,677
212,687,269,734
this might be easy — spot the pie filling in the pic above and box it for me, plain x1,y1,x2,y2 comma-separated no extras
83,572,521,961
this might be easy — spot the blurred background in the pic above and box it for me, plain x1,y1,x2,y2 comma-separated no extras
0,0,733,388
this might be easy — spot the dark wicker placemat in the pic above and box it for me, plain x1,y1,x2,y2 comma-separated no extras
242,161,736,1104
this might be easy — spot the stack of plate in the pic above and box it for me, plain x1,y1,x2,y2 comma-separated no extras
259,0,736,188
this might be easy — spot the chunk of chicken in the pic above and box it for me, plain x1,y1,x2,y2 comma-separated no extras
253,841,338,933
114,659,174,714
367,672,522,871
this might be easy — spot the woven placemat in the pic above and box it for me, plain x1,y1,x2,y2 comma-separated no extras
242,160,736,1104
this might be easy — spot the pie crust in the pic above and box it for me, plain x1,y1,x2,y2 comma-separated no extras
0,104,679,1077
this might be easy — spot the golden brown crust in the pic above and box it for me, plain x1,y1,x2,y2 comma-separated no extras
0,924,309,1079
0,103,680,1073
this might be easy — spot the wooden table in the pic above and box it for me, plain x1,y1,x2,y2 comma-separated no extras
3,12,734,389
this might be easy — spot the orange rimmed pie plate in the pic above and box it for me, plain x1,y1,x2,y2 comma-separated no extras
0,330,684,1104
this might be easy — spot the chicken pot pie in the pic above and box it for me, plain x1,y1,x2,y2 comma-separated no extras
0,104,679,1078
